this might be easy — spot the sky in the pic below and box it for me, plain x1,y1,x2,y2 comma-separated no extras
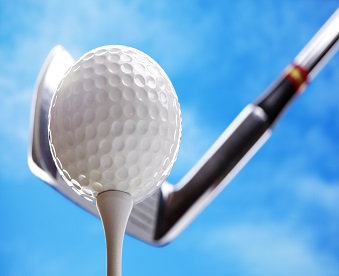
0,0,339,275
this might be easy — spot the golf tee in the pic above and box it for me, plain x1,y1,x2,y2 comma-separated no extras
96,191,133,276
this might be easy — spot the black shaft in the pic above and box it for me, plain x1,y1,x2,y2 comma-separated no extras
256,75,300,125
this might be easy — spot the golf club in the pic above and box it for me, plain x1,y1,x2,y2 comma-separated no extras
28,8,339,246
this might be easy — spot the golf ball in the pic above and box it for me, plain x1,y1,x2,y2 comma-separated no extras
48,45,181,203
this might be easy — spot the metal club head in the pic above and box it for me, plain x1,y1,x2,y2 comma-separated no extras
27,45,273,246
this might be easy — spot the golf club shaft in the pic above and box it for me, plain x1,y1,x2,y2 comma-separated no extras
295,8,339,81
155,9,339,241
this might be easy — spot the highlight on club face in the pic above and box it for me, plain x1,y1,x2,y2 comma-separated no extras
48,45,182,275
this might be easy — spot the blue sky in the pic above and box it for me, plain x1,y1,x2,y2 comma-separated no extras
1,0,339,275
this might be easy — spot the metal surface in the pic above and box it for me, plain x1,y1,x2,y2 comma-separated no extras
28,9,339,246
154,105,271,243
28,45,74,185
294,8,339,80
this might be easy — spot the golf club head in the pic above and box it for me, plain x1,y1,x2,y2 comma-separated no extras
27,46,271,246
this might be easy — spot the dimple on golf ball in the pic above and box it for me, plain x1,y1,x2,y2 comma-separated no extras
48,45,181,203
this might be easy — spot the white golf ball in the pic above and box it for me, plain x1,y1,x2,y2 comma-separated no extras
48,45,181,203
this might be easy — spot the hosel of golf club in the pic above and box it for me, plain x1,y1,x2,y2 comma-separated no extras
97,191,133,276
155,8,339,242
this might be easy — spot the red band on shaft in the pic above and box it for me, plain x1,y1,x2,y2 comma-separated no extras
285,63,309,93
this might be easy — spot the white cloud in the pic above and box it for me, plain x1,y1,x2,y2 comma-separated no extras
0,235,104,276
201,222,339,276
296,176,339,212
0,0,215,76
0,86,32,180
0,88,31,142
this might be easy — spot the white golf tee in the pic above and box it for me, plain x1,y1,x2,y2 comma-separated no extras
96,191,133,276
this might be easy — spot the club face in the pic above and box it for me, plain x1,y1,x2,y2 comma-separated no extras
28,46,172,245
28,45,74,184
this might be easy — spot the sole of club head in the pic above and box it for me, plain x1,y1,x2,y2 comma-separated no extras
28,45,173,246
